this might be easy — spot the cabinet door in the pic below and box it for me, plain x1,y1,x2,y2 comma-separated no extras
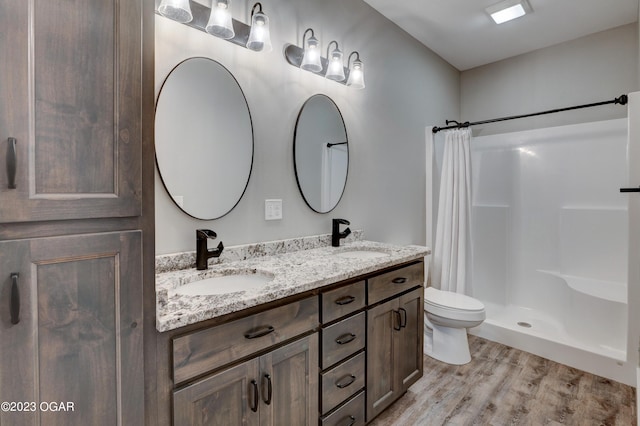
0,231,143,426
0,0,142,223
173,359,260,426
260,334,318,426
396,287,424,389
366,298,401,421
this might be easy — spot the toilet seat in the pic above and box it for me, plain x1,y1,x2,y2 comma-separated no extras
424,287,485,322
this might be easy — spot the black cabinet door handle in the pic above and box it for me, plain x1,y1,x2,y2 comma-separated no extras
335,333,356,345
392,277,407,284
337,415,356,426
335,374,356,389
262,374,272,405
620,187,640,192
393,310,402,331
244,325,275,339
6,137,17,189
335,295,356,305
250,380,258,412
10,273,19,325
399,307,407,328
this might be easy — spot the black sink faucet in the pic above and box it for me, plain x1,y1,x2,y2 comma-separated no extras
332,219,351,247
196,229,224,270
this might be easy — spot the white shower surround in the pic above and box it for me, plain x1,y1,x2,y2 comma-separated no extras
428,118,635,386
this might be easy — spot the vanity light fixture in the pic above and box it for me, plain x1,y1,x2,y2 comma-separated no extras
158,0,193,23
206,0,235,39
486,0,531,24
300,29,323,72
325,41,345,82
156,1,272,52
346,51,365,89
284,29,365,89
246,3,272,52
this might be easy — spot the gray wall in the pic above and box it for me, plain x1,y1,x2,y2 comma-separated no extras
155,0,460,254
460,23,639,136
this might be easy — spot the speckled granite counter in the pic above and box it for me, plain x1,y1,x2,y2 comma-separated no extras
156,234,430,332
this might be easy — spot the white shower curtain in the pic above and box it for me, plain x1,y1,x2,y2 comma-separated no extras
432,128,472,294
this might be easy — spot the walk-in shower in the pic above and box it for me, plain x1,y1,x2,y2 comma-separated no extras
428,112,636,386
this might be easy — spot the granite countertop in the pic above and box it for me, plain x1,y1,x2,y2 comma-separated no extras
156,236,430,332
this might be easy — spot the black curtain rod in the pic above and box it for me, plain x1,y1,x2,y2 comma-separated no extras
432,94,628,134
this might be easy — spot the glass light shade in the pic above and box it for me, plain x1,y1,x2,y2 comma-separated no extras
158,0,193,23
300,36,322,72
347,60,365,89
246,11,272,52
325,48,345,81
206,1,235,40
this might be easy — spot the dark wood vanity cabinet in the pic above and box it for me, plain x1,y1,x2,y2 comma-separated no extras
366,263,424,422
173,334,318,426
170,297,319,426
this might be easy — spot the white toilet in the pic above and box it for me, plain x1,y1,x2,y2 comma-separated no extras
423,286,486,365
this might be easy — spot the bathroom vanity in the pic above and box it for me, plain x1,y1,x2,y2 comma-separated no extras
154,235,428,425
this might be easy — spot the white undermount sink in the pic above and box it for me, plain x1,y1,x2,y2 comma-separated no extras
174,272,273,296
334,250,390,260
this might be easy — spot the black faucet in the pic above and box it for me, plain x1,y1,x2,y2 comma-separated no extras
332,219,351,247
196,229,224,270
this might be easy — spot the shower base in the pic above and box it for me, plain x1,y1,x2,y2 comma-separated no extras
469,302,634,386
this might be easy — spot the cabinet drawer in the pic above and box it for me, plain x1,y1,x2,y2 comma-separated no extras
321,312,365,369
321,280,365,323
321,352,365,414
368,262,424,305
173,296,319,384
320,391,365,426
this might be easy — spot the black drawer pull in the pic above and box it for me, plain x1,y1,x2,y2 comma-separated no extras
6,137,17,189
335,295,356,305
335,333,356,345
244,325,275,339
337,415,356,426
620,187,640,192
10,273,19,325
262,374,272,405
335,374,356,389
250,380,258,412
392,277,407,284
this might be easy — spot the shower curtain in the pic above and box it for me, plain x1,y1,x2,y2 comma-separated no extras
432,128,472,294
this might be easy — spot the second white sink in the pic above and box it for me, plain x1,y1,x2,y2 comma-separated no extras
175,273,273,296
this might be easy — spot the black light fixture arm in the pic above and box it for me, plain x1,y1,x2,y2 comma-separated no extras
347,51,361,67
250,2,263,17
302,28,315,46
432,94,628,134
326,40,339,58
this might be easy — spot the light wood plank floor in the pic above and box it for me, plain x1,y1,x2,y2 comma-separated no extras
370,335,636,426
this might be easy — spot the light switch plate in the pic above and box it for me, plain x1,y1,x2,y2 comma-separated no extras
265,199,283,220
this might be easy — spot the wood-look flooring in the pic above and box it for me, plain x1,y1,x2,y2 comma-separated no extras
370,335,637,426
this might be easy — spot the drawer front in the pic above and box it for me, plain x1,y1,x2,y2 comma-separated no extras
368,262,424,305
173,296,319,384
321,352,365,414
321,280,366,323
320,391,365,426
321,312,365,369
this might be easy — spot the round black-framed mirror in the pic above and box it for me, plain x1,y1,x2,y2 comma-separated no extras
294,94,349,213
155,57,254,220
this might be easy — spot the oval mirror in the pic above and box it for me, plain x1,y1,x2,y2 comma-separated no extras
155,57,253,220
294,95,349,213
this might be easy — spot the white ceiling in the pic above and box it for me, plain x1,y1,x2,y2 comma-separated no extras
363,0,639,71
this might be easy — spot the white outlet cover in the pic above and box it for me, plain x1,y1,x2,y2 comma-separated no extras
265,199,283,220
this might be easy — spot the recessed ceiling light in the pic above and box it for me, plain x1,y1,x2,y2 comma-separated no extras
486,0,532,24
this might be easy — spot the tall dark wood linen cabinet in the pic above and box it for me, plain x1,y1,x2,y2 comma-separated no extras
0,0,155,425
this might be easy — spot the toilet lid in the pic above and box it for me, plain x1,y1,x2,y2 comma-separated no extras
425,287,485,311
